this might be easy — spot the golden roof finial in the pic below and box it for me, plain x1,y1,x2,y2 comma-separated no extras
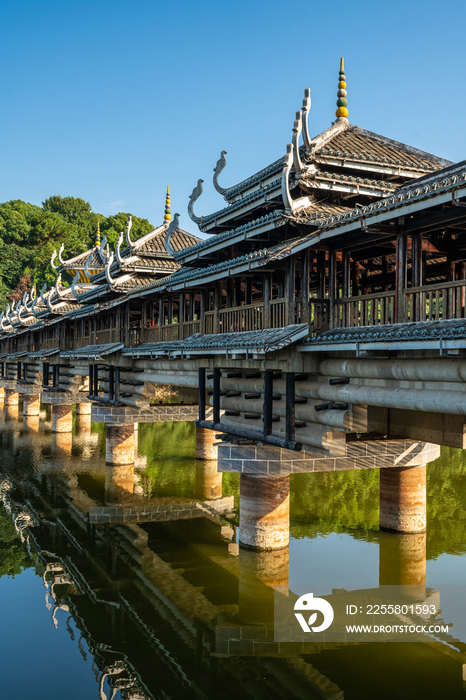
96,220,101,246
335,57,348,121
164,186,171,223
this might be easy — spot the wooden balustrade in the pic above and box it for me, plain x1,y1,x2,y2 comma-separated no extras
405,279,466,323
309,298,329,333
334,290,395,328
218,302,263,333
182,320,201,337
270,299,286,328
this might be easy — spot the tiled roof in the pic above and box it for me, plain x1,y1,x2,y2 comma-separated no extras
174,211,285,261
303,318,466,345
59,247,104,270
121,324,309,356
60,342,124,359
296,162,466,228
199,179,282,229
315,127,450,169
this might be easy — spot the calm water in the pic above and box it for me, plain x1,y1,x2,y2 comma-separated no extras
1,403,466,699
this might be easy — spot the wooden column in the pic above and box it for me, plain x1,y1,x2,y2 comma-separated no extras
235,277,242,306
395,229,408,323
382,256,389,292
263,273,271,328
412,232,423,322
328,249,337,329
285,255,296,326
342,251,351,298
245,278,253,306
302,249,310,325
200,290,206,334
213,283,220,334
317,251,326,299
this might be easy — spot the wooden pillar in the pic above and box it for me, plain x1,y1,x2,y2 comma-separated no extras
395,229,408,323
352,261,360,296
285,255,296,326
245,278,253,306
412,232,423,322
200,290,206,334
382,256,389,292
263,273,271,328
213,283,220,334
342,251,351,298
317,251,326,299
302,249,310,325
328,249,337,329
235,277,242,306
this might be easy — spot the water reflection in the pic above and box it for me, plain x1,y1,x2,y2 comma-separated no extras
1,404,466,699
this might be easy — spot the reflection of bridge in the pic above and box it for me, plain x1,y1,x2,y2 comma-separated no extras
3,452,466,700
2,64,466,553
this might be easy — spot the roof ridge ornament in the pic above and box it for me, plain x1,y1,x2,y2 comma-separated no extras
104,252,116,288
116,231,125,265
213,151,227,196
188,179,204,226
54,273,66,298
281,144,294,213
335,57,348,122
302,88,312,152
98,235,109,263
164,213,180,257
292,111,304,176
84,252,93,279
96,221,101,246
39,283,47,306
17,303,27,325
70,272,81,300
164,186,171,223
125,215,133,247
51,249,58,270
58,242,65,265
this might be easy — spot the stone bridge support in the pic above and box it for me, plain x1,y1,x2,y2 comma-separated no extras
75,402,92,433
379,464,427,533
105,424,135,466
52,404,73,433
4,389,19,406
195,426,217,460
239,473,290,551
195,461,223,500
23,416,40,432
23,394,41,416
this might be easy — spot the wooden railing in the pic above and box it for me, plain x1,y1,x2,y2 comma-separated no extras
218,302,263,333
270,299,286,328
309,298,329,333
182,320,201,336
334,290,396,328
405,279,466,323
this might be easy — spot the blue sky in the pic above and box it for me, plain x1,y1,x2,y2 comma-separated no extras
1,0,464,231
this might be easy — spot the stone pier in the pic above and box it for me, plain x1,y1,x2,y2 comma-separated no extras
75,402,91,433
379,530,427,587
51,404,73,433
195,426,217,460
0,387,4,400
23,416,40,432
53,432,73,454
4,389,19,406
105,464,135,504
105,424,135,465
23,394,41,416
380,464,427,533
239,473,290,550
238,546,289,624
195,461,223,500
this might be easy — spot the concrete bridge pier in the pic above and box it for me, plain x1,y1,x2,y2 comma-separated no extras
379,530,426,587
105,424,135,504
239,473,290,551
379,464,427,534
23,394,41,416
195,461,223,500
75,402,92,433
196,426,218,460
23,416,40,432
105,424,135,465
0,387,4,400
4,389,19,406
239,546,289,624
51,404,73,433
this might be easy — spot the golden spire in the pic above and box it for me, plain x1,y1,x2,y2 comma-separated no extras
335,57,348,120
96,220,101,246
164,186,171,223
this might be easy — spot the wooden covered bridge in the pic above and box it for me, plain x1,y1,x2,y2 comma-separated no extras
1,58,465,550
